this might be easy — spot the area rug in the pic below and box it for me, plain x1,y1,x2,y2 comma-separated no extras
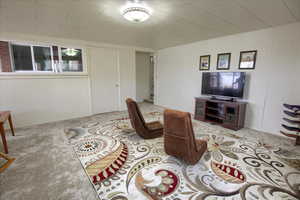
65,112,300,200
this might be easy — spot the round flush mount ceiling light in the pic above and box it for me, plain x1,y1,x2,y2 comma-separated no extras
121,3,151,23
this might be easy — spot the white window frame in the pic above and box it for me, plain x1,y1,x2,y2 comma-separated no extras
0,40,87,76
10,42,36,72
32,44,55,72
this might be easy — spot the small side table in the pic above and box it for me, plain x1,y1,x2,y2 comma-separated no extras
0,111,15,153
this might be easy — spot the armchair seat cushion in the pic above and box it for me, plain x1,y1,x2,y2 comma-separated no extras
146,121,163,131
126,98,163,139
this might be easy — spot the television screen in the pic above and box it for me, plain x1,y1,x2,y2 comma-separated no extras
201,72,246,98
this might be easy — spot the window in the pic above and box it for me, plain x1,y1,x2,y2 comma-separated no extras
33,46,53,71
0,40,85,74
12,44,53,72
60,48,83,72
12,44,33,71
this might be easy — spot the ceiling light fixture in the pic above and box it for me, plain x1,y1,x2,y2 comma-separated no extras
122,3,151,23
63,48,79,57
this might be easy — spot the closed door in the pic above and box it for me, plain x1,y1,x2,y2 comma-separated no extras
90,47,119,114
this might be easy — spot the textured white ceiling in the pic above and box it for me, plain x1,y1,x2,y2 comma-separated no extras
0,0,299,49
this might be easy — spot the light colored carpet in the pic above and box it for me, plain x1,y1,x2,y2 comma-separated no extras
0,103,299,200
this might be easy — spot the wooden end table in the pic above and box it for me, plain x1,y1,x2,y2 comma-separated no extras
0,111,15,153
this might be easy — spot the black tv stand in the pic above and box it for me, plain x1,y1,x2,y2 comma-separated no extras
211,96,237,102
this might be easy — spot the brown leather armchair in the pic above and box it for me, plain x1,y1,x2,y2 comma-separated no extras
126,98,163,139
163,109,207,165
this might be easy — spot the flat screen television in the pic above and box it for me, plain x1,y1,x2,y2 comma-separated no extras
201,72,246,98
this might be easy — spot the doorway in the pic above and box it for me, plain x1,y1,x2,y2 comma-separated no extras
135,51,154,103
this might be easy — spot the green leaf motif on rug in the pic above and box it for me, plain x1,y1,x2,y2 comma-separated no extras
220,149,239,160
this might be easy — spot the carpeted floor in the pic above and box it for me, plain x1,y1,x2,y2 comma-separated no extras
0,103,299,200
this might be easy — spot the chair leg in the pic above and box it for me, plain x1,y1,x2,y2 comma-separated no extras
8,115,15,136
0,152,15,173
0,124,8,154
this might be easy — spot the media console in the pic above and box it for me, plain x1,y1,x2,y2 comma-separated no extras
194,97,247,131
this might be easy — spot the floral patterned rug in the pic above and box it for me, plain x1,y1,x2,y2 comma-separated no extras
65,112,300,200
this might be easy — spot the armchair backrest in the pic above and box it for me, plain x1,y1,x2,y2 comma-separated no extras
163,109,198,161
126,98,147,132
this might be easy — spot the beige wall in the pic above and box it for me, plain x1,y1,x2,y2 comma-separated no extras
0,33,151,128
156,22,300,136
136,52,151,102
0,76,91,127
119,48,136,109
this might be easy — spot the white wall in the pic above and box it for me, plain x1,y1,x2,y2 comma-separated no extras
136,52,151,102
0,76,91,127
119,48,136,110
156,22,300,135
0,33,151,128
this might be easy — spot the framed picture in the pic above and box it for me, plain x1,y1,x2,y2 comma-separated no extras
199,55,210,71
217,53,231,70
239,50,257,69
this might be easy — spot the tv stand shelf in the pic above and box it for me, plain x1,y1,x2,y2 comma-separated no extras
194,97,247,131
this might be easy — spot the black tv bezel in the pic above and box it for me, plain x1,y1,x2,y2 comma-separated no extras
201,72,246,99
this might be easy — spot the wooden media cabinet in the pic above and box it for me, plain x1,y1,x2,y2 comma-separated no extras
194,97,247,131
